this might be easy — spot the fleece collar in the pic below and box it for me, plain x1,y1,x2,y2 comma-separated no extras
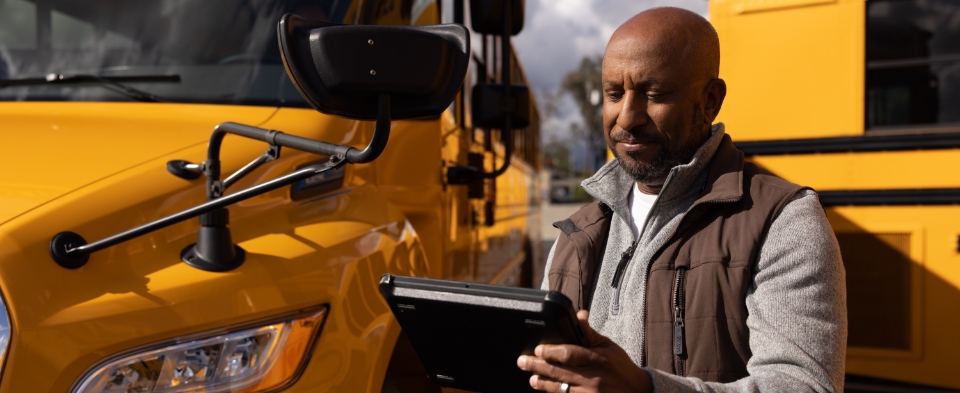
580,123,740,220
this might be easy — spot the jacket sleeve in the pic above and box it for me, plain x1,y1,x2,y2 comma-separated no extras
644,189,848,393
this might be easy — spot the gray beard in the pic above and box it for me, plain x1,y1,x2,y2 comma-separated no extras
610,104,709,184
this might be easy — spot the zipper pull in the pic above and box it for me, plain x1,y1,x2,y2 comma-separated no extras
611,240,640,288
673,306,685,355
611,251,630,288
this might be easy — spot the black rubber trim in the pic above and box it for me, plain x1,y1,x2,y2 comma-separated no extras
845,374,960,393
819,188,960,207
735,132,960,156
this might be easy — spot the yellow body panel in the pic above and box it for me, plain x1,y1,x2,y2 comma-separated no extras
828,206,960,389
0,103,278,224
750,149,960,190
0,1,539,391
712,0,960,388
0,101,538,392
711,0,865,140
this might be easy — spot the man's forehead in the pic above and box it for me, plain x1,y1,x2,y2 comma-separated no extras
602,7,721,84
602,35,683,83
605,21,688,60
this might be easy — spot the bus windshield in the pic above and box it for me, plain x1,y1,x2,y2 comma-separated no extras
0,0,343,107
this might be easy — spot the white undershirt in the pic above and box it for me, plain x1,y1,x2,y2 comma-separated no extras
628,183,658,240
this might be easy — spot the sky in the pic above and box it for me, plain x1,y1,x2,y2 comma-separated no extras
514,0,708,91
510,0,709,170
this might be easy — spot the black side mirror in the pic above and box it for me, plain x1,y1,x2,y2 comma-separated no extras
278,14,470,120
472,83,530,130
446,0,528,190
49,14,472,272
470,0,525,36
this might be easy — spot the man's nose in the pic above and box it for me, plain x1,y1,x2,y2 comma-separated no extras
616,91,648,131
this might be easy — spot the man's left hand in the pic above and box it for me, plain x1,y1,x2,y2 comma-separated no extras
517,310,654,393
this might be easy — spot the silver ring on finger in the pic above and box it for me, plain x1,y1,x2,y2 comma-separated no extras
560,382,571,393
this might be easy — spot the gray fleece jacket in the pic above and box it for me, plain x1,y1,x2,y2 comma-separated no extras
542,124,847,392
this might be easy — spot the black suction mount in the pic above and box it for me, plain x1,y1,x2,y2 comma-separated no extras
180,208,245,272
50,231,89,269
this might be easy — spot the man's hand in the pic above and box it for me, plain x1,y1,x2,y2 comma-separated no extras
517,310,654,393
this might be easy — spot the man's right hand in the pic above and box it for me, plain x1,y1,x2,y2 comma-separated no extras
517,310,654,393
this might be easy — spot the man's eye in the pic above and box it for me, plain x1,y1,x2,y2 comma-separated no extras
605,92,623,102
647,92,669,101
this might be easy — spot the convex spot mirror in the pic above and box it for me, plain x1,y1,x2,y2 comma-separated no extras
471,0,525,36
279,14,470,120
472,84,531,129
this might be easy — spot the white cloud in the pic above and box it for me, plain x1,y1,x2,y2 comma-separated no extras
515,0,708,91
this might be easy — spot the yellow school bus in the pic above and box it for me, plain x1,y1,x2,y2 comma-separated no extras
0,0,541,392
712,0,960,389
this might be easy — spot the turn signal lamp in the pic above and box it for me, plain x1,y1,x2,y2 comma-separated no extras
73,307,326,393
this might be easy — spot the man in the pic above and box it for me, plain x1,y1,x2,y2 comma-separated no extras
517,7,847,393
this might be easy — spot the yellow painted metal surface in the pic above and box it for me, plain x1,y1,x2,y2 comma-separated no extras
0,99,539,392
746,149,960,388
0,1,540,391
828,206,960,389
712,0,960,388
749,149,960,190
711,0,865,141
0,103,406,392
0,103,278,225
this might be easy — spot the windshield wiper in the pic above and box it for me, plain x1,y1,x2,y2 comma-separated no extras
0,73,180,102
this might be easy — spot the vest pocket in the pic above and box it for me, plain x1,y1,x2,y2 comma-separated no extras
673,267,687,376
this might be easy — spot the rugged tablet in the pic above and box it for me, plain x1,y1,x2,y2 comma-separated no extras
379,274,584,393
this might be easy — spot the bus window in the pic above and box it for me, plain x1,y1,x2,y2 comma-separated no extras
356,0,438,26
866,0,960,130
0,0,338,107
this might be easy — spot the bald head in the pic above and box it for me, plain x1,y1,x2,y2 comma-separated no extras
607,7,720,83
600,7,727,188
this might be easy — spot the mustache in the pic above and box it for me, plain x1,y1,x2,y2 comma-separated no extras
609,128,667,145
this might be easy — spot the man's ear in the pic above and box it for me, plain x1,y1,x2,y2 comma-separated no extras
702,78,727,123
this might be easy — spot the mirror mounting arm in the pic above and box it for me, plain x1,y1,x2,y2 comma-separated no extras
48,94,394,271
221,144,281,192
346,94,391,164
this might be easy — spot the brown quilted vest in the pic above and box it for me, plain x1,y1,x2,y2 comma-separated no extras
548,135,805,382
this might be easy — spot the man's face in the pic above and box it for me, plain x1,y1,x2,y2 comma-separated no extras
602,35,709,185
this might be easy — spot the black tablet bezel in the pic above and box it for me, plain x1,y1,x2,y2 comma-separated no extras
379,274,584,392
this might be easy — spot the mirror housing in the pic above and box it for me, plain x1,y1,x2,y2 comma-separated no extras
470,0,525,36
471,83,531,129
278,14,470,120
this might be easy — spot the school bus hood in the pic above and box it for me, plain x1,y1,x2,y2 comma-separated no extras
0,102,278,225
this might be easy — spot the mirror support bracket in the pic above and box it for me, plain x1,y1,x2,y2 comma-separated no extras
49,94,393,271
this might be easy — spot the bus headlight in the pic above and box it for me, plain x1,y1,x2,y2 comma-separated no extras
73,307,326,393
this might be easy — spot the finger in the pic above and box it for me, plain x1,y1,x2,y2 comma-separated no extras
520,353,576,382
522,356,593,392
531,344,600,370
530,374,580,393
576,310,612,347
